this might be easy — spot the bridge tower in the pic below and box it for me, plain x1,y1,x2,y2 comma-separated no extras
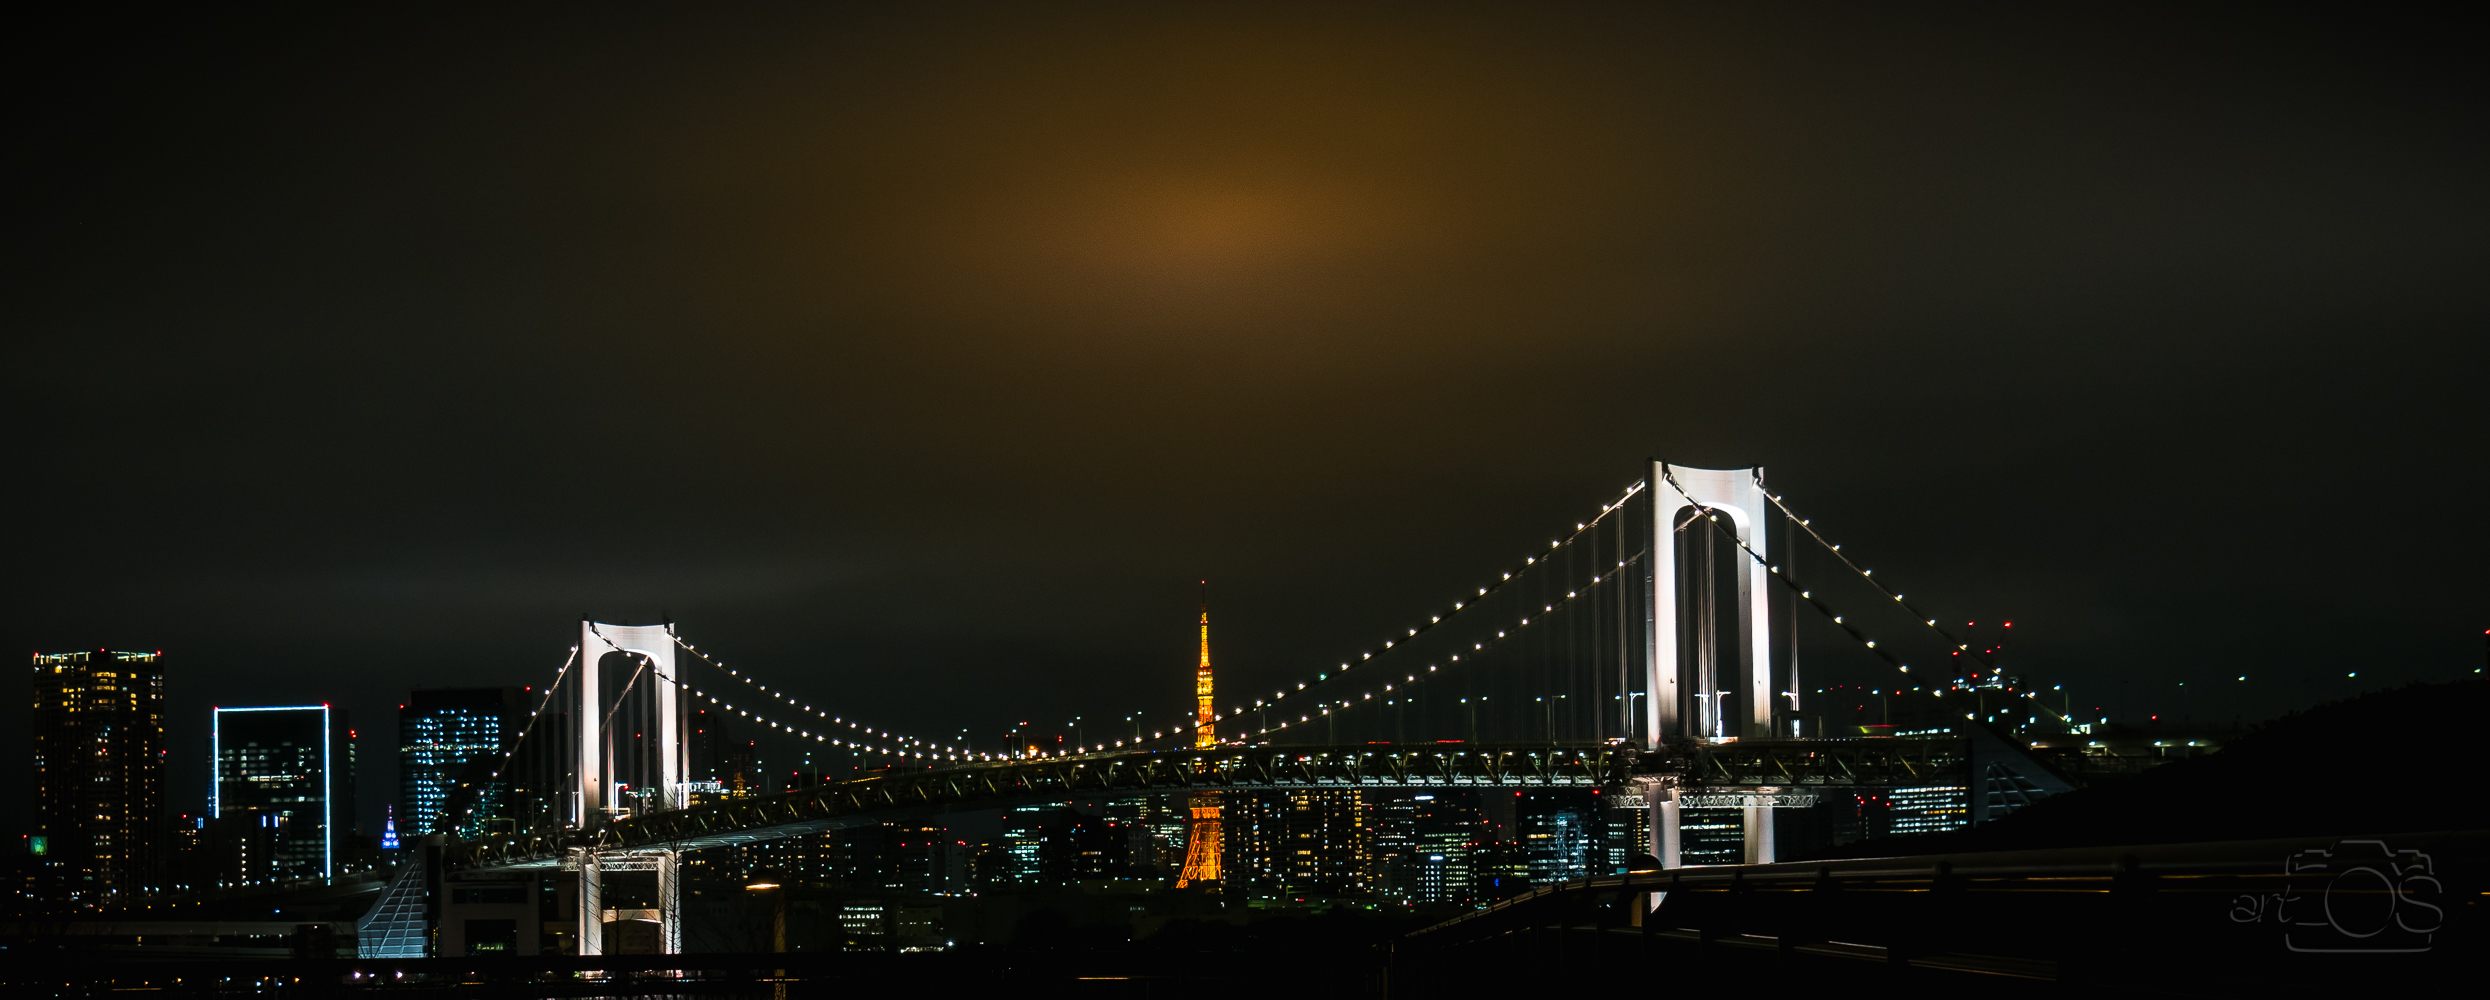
1174,585,1223,890
1644,463,1789,867
573,621,687,957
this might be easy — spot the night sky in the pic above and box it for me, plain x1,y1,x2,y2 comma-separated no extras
10,4,2483,839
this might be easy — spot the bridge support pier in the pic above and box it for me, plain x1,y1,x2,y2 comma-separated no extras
1651,793,1681,869
573,846,603,957
1743,806,1775,864
574,848,680,957
656,851,680,954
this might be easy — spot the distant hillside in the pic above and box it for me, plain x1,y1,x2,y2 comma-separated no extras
1801,677,2490,858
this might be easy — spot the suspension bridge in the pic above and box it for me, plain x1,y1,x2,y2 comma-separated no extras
362,462,2079,958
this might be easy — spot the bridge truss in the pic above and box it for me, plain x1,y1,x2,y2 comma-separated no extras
443,737,1970,872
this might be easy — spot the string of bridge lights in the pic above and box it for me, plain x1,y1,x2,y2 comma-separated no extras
466,475,2076,793
1232,550,1651,739
595,624,939,761
678,682,977,762
1660,471,2048,697
1177,470,2061,745
449,645,580,833
590,624,987,764
1167,479,1653,743
666,628,1215,759
1759,487,2003,676
565,471,2026,769
664,629,987,759
1658,470,1924,678
670,478,1667,761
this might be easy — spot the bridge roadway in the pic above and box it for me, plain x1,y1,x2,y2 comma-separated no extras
443,737,1970,872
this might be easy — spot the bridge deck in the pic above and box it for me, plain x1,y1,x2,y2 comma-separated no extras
445,738,1969,871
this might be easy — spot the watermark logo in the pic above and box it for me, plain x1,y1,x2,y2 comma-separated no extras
2230,840,2444,953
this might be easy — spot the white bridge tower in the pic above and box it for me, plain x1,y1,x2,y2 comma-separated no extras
1643,463,1797,868
573,621,687,956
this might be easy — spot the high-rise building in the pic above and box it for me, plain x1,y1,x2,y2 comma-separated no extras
833,820,955,891
213,705,352,881
1060,812,1136,881
398,687,522,838
1224,789,1373,899
1368,794,1419,901
1516,791,1596,885
1287,790,1371,897
1102,795,1187,876
31,650,167,907
1599,798,1651,874
997,804,1060,884
1407,792,1488,905
1471,839,1530,903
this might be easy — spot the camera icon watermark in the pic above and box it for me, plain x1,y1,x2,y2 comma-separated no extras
2229,839,2444,953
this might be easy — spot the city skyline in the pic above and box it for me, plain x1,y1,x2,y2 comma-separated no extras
4,4,2482,979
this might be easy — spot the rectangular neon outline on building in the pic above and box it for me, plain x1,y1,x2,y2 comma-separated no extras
210,704,334,879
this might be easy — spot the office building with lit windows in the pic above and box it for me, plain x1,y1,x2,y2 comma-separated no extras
31,650,167,907
213,705,353,881
1600,799,1651,873
1515,791,1596,885
1888,785,1971,835
1678,806,1744,865
1358,791,1496,905
398,687,522,837
997,804,1058,883
1225,789,1371,898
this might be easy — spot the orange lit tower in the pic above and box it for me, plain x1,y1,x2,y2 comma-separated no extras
1192,584,1216,748
1175,583,1223,889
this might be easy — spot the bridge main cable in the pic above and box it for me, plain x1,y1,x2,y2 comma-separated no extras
448,643,581,835
1149,479,1658,747
1660,468,1922,679
666,627,991,760
1758,482,2002,675
669,477,1655,759
1657,470,2072,725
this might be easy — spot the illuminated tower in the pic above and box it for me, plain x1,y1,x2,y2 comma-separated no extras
1175,583,1223,889
1193,585,1216,748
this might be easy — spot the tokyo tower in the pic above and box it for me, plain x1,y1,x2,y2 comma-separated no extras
1175,582,1223,890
